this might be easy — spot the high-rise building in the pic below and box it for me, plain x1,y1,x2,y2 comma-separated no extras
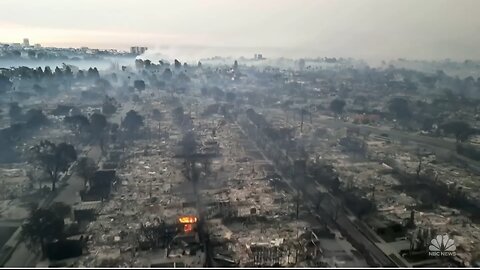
23,38,30,46
130,46,148,55
254,53,264,60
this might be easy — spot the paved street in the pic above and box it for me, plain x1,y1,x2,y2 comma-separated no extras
4,145,102,267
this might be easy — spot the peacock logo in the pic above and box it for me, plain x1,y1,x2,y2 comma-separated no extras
428,234,456,257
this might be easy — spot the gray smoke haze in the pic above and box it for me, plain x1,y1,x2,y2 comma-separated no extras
2,0,480,61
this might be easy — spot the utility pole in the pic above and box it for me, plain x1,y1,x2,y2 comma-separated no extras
149,181,152,199
300,109,304,133
296,192,300,220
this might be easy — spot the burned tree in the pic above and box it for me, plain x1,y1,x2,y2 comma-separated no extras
151,109,163,121
64,115,90,139
299,108,311,133
201,158,212,174
26,165,45,190
172,106,185,126
181,131,197,156
416,155,423,179
77,157,98,187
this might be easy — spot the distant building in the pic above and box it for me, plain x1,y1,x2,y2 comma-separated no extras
23,38,30,47
34,43,42,48
130,46,148,55
298,59,306,71
254,54,264,60
254,53,265,60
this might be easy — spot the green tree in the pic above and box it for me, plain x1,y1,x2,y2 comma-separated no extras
54,66,63,79
87,67,100,79
44,66,53,77
20,207,65,258
76,70,85,80
179,132,201,195
24,109,49,129
64,65,73,79
122,110,144,138
440,121,477,142
27,50,36,59
144,59,151,69
134,80,146,91
163,68,173,80
29,140,77,191
329,99,346,115
89,113,108,150
388,97,411,120
102,97,118,116
174,59,182,69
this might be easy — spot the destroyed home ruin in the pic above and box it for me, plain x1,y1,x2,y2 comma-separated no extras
1,4,480,268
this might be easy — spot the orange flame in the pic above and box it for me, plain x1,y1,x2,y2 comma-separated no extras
183,224,193,233
179,216,198,224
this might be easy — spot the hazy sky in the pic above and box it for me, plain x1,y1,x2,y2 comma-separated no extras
1,0,480,61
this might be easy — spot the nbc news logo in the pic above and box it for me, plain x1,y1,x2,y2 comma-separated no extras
428,234,456,257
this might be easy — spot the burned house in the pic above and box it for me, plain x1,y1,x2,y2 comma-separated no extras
137,219,178,251
202,139,220,156
73,201,102,225
46,235,86,261
80,170,116,201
